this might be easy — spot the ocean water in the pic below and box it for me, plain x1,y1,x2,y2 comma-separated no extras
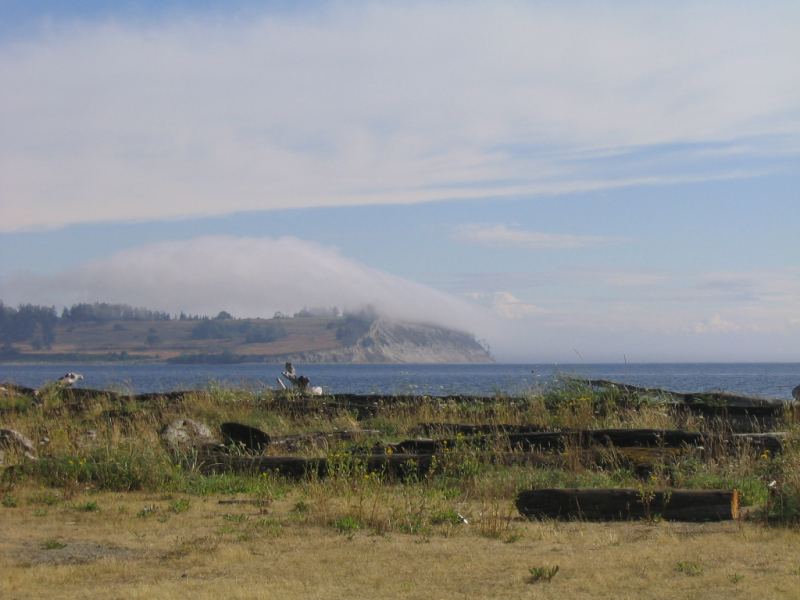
0,363,797,400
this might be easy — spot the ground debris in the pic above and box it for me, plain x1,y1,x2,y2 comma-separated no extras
18,540,137,566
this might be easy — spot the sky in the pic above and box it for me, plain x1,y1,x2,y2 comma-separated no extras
0,1,798,362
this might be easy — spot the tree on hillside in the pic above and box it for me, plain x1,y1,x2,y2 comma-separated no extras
0,302,57,349
61,302,170,322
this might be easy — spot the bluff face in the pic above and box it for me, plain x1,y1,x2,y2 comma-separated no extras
278,318,493,364
2,313,493,364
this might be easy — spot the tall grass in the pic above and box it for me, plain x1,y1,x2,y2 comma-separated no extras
2,381,799,526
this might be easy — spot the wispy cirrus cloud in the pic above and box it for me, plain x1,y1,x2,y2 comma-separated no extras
1,2,798,231
464,291,545,320
691,314,755,335
452,224,622,249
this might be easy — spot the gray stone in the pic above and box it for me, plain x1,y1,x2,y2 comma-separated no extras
0,428,38,464
161,418,218,450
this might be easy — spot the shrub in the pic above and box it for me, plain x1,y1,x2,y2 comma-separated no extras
430,508,465,526
528,565,559,583
333,515,362,535
675,561,703,576
74,500,99,512
25,444,177,492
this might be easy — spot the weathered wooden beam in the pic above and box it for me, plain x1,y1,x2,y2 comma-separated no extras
270,429,382,451
415,423,545,436
731,433,786,455
220,422,271,453
389,428,706,454
394,429,788,455
516,488,739,521
197,453,433,479
585,379,779,406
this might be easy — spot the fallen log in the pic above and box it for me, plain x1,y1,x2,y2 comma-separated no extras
584,378,786,430
200,450,593,477
507,429,705,451
220,422,271,453
197,453,434,479
497,447,684,476
731,432,786,455
389,428,706,455
516,488,739,521
2,382,786,431
585,379,780,407
414,423,546,436
270,429,381,451
270,398,379,419
394,429,787,456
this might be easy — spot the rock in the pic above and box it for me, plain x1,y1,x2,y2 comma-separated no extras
161,418,218,450
0,428,38,464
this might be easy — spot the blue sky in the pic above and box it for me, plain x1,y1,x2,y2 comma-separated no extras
1,1,798,361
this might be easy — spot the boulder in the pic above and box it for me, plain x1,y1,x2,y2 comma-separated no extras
161,418,218,450
0,428,38,464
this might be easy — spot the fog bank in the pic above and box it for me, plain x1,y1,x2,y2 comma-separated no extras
0,236,495,336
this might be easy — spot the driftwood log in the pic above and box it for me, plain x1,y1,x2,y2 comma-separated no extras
516,488,739,521
415,423,546,436
220,422,271,453
198,453,434,480
197,448,689,480
731,433,786,455
584,379,786,430
1,382,789,434
271,429,382,452
390,429,786,455
389,429,706,455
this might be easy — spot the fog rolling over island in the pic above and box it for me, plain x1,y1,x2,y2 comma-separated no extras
0,302,492,364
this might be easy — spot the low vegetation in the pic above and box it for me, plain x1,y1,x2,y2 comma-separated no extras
1,379,799,597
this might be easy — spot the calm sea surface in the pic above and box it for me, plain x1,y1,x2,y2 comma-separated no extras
0,363,797,400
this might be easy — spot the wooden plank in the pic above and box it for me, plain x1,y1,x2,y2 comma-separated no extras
220,422,271,453
414,423,546,436
731,433,785,454
270,429,382,451
197,453,433,479
389,429,706,454
516,488,739,521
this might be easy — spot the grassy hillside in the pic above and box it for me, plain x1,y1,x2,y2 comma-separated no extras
3,316,343,361
0,313,492,364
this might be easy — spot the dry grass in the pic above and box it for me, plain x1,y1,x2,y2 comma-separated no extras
2,383,800,597
2,489,800,599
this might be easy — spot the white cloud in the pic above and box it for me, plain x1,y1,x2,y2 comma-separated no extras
0,236,495,334
453,224,620,249
449,266,800,338
0,3,798,231
692,314,745,334
465,291,544,320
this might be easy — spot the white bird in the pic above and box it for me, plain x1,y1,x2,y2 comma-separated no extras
57,372,84,387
